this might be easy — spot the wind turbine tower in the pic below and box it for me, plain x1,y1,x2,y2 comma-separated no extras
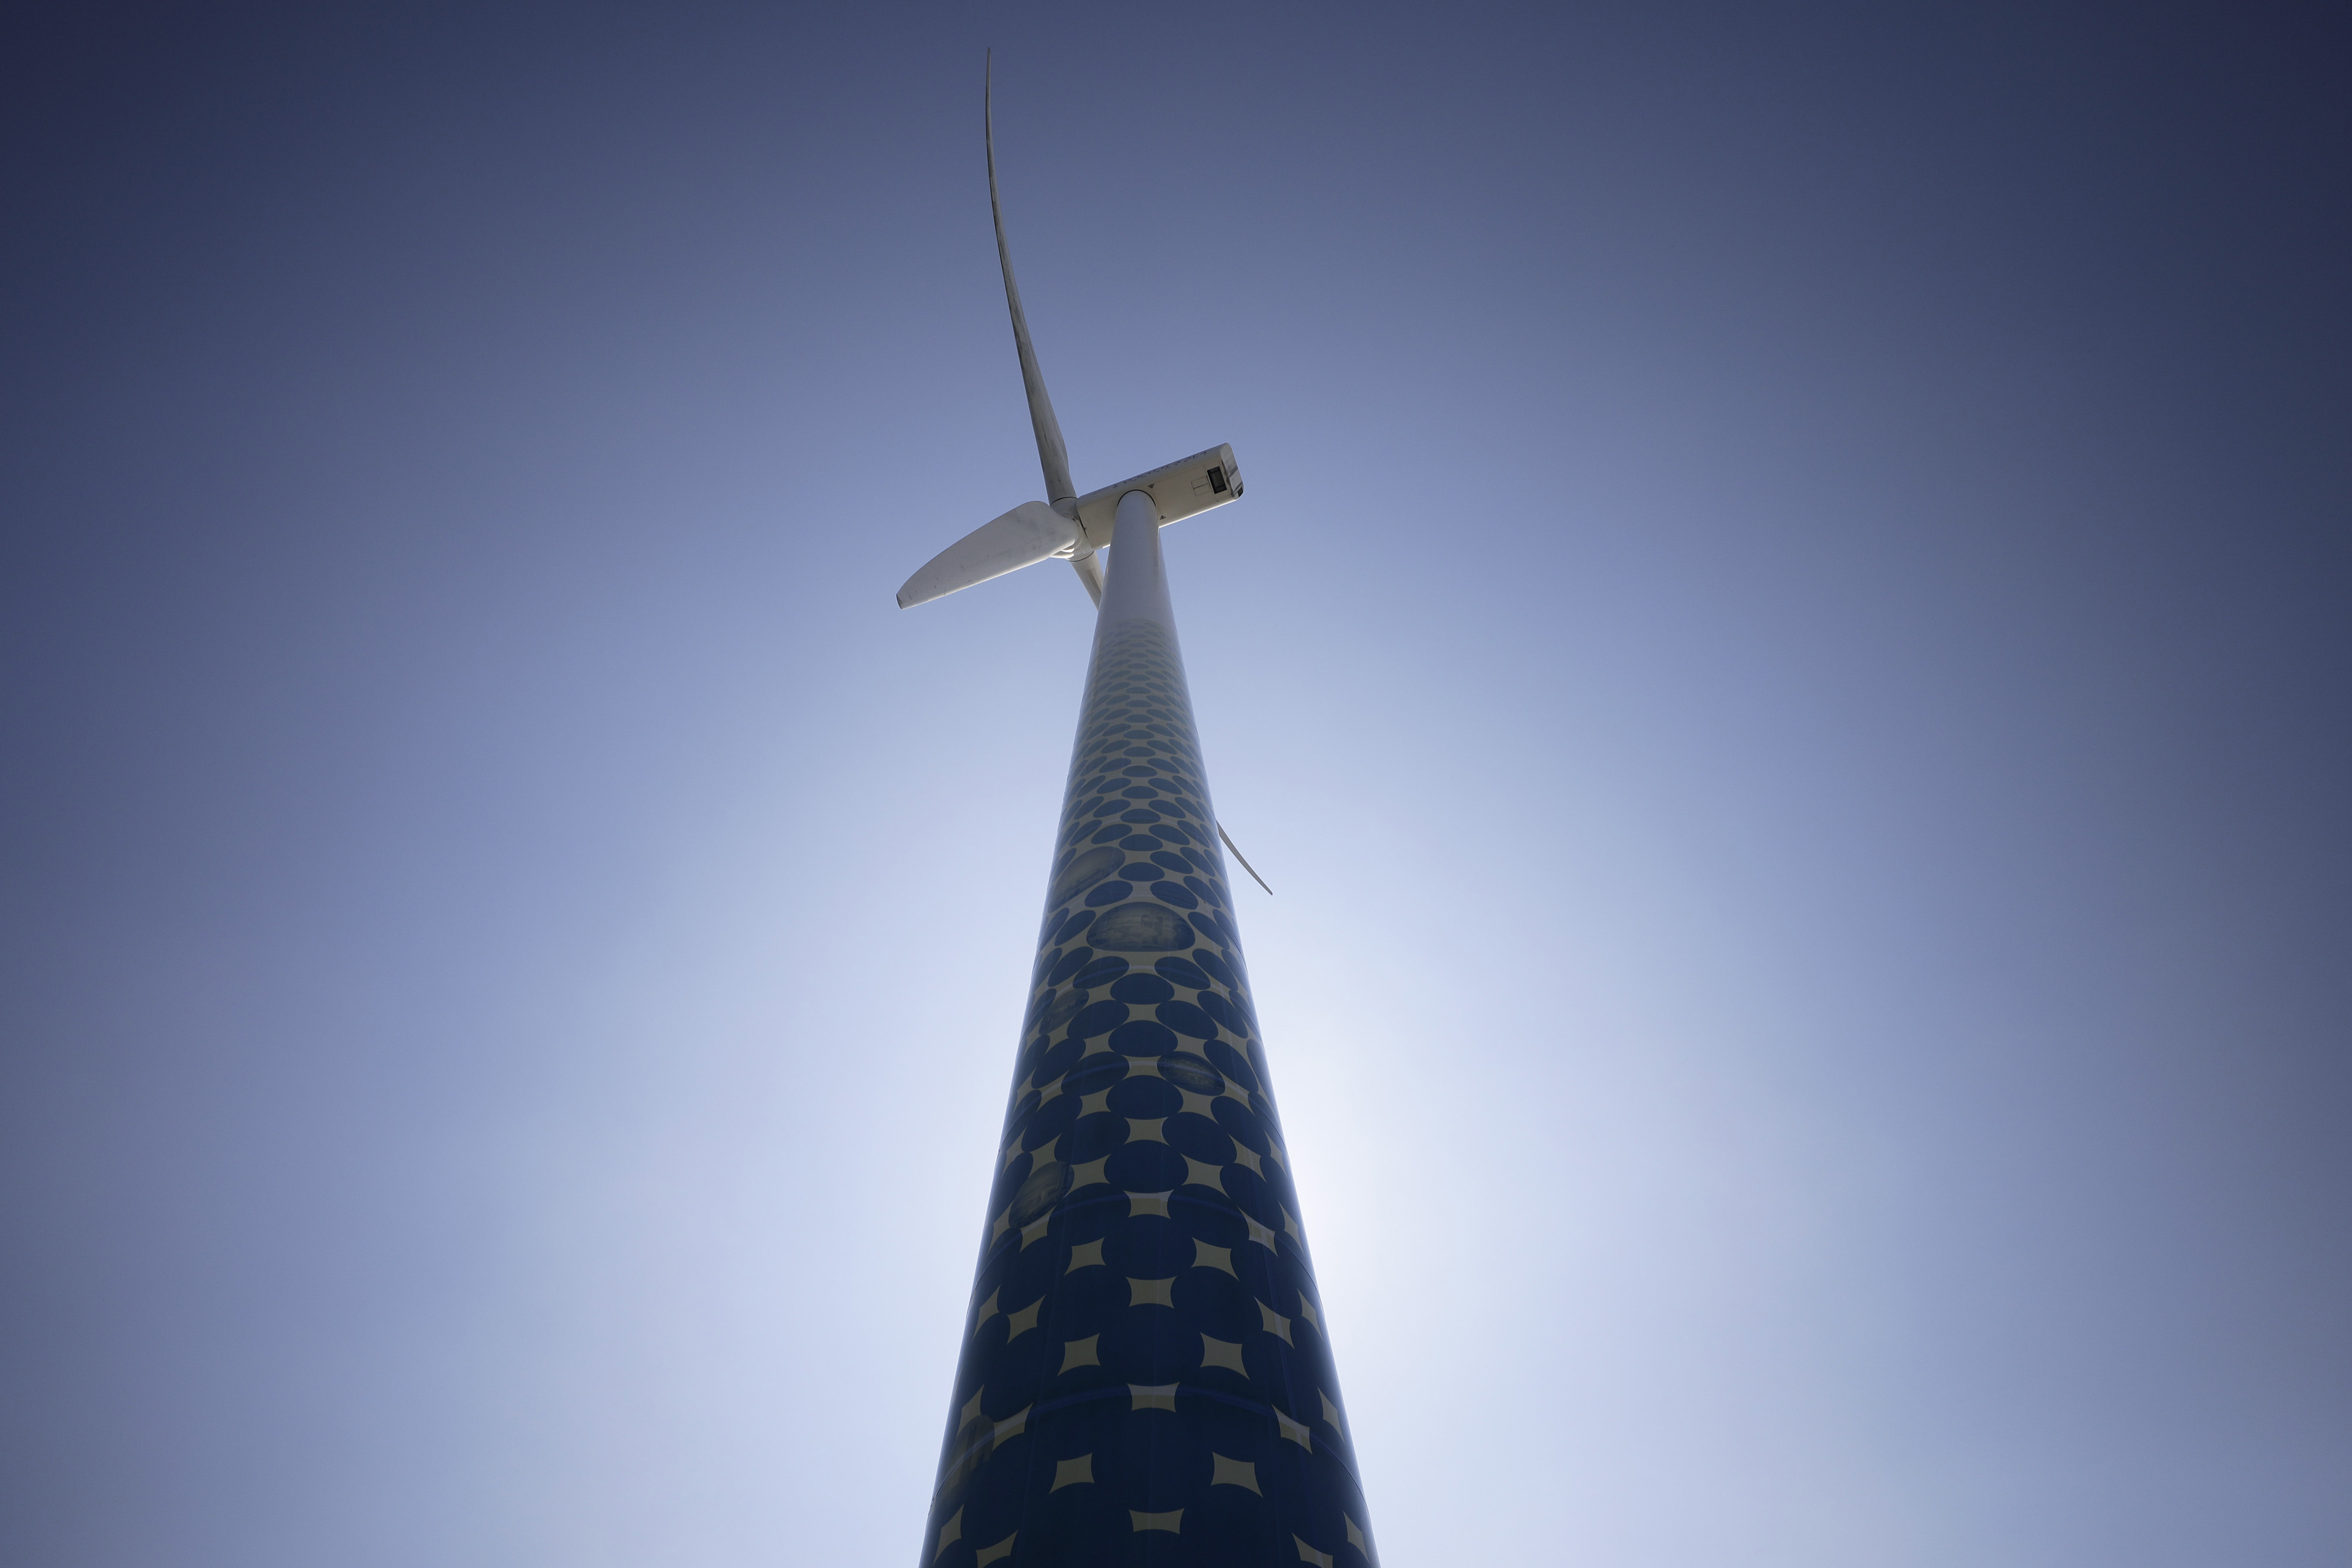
896,61,1378,1568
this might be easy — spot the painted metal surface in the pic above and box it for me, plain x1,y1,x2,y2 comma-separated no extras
1068,446,1243,552
918,492,1377,1567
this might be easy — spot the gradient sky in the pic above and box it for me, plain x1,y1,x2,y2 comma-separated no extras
4,3,2347,1564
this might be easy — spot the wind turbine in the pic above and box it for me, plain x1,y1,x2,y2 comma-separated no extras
897,59,1377,1568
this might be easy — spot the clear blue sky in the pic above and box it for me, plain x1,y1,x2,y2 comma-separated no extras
4,3,2346,1563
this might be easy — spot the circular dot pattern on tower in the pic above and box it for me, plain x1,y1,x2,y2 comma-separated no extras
923,618,1375,1568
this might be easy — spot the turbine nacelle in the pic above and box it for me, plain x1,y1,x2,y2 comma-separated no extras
894,56,1246,614
895,443,1242,610
1069,443,1242,549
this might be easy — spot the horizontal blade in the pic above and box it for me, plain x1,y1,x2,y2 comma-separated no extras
897,500,1083,609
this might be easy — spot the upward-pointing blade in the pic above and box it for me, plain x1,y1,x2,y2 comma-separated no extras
985,53,1075,508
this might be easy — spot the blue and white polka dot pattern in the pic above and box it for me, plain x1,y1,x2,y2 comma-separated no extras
921,608,1377,1567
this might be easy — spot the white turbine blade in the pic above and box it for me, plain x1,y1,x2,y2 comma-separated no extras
985,53,1075,506
1217,822,1274,896
897,500,1082,609
1070,551,1105,607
